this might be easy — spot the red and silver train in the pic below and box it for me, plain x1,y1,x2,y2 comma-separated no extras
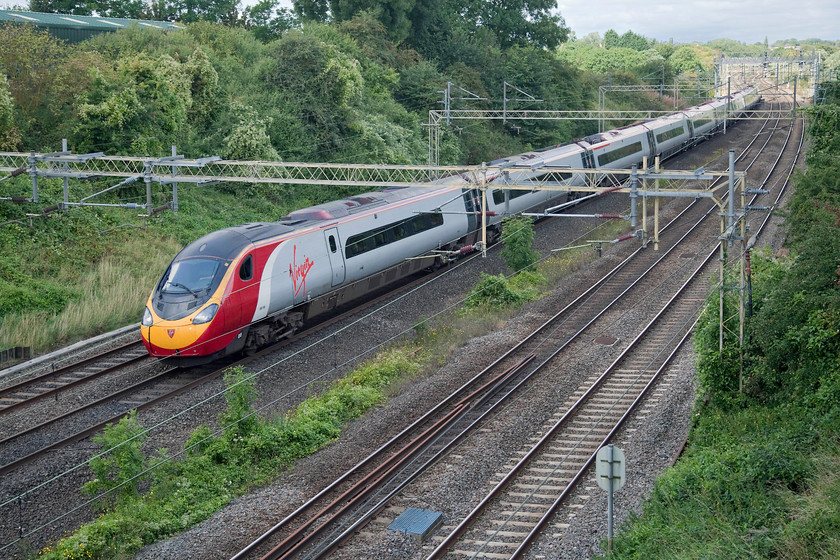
141,87,761,363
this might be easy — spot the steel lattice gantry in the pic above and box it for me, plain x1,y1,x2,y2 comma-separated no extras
0,149,745,254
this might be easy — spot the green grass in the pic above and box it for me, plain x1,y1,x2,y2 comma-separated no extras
605,404,840,560
0,179,321,355
0,236,179,351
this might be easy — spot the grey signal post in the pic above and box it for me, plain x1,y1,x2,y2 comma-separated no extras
596,444,626,551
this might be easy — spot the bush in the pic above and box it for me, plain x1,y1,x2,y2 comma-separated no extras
463,273,530,310
41,345,426,559
82,410,148,505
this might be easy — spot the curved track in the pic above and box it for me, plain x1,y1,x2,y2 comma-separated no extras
225,103,803,560
425,104,802,560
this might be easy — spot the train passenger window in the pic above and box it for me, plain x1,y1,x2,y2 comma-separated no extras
597,141,643,166
239,255,253,281
329,235,337,253
492,188,533,205
655,126,685,144
345,213,444,259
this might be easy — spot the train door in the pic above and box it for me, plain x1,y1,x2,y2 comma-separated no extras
462,189,479,239
580,148,597,188
646,130,656,159
226,253,258,340
324,227,346,286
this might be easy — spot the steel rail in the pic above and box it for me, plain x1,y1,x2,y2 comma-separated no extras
0,365,182,476
0,340,145,412
429,104,800,559
506,107,802,559
428,231,721,559
227,104,783,560
231,357,535,560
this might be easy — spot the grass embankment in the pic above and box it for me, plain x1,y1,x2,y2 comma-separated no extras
0,182,315,355
603,88,840,558
32,215,632,559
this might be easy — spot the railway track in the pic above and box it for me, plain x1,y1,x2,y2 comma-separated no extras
0,236,509,552
0,340,148,413
224,102,802,560
423,104,802,559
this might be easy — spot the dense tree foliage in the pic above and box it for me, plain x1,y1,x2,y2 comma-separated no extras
603,28,650,51
293,0,568,49
0,75,20,150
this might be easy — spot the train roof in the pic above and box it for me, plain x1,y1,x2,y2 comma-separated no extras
176,222,295,262
280,185,453,225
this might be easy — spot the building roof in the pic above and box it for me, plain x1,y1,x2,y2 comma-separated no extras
0,9,183,41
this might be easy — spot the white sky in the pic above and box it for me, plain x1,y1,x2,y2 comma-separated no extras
558,0,838,44
0,0,837,45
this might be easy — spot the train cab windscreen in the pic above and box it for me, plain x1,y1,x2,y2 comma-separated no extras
153,257,231,320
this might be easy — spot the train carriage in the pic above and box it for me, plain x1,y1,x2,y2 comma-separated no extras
486,143,588,217
142,87,763,362
584,123,653,170
645,115,691,160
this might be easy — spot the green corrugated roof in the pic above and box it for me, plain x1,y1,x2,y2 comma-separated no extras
0,9,184,31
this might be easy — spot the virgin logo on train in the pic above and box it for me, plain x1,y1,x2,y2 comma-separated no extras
289,245,314,297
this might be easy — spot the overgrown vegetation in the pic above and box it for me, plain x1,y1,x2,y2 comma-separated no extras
604,81,840,559
40,354,421,559
464,215,544,310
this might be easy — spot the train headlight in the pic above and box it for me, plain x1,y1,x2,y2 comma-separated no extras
193,303,219,325
142,307,153,327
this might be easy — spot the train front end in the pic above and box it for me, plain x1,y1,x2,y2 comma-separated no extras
141,230,250,364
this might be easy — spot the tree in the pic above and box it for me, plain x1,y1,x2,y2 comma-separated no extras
499,215,539,273
617,30,650,51
222,102,280,161
171,0,242,24
0,75,21,151
90,0,147,18
452,0,568,50
244,0,298,42
294,0,331,21
332,0,416,44
603,29,619,48
0,24,67,114
263,29,363,157
668,45,702,73
28,0,92,14
74,53,194,154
